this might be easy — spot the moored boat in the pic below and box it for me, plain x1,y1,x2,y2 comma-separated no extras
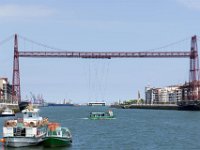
43,122,72,147
89,110,114,120
88,102,106,106
48,103,74,106
1,107,15,117
18,101,29,112
178,100,200,110
3,105,48,147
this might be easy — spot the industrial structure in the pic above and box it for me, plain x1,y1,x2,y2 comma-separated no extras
8,34,200,109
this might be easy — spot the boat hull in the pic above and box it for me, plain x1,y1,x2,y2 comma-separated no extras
89,116,115,120
43,137,72,147
1,114,15,117
178,100,200,111
178,105,200,110
4,136,44,147
48,103,74,106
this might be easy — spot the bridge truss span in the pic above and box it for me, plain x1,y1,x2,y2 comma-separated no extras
19,51,191,59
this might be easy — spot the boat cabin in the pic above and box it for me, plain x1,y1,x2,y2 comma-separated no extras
90,112,106,117
47,123,71,138
22,108,43,124
89,110,114,119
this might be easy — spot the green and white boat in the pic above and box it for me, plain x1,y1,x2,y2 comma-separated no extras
89,110,114,120
43,122,72,147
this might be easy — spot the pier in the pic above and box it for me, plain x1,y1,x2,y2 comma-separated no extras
111,104,179,110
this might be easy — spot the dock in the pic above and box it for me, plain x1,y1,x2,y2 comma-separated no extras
111,104,179,110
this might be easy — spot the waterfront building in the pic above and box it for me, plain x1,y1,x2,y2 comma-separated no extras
0,78,12,103
145,87,159,104
158,88,168,103
145,85,182,104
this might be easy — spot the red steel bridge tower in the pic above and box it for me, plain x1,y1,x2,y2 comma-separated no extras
12,34,21,103
11,34,200,109
188,35,200,100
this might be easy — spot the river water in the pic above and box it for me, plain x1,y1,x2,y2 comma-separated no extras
1,106,200,150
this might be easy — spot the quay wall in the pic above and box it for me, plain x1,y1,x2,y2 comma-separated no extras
111,104,178,110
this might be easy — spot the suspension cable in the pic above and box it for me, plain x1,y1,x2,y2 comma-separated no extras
18,34,191,52
197,36,200,42
146,36,191,51
18,34,64,51
0,35,14,46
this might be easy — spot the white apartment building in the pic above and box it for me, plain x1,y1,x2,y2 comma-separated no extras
145,87,159,104
0,78,12,102
145,85,182,104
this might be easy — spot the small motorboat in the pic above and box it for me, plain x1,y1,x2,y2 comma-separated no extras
89,110,115,120
1,107,15,117
43,122,72,147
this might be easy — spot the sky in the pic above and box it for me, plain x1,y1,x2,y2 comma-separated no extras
0,0,200,104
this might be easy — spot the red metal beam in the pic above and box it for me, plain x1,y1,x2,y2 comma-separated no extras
19,51,191,59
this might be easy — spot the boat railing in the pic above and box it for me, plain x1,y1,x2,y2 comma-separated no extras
13,133,39,137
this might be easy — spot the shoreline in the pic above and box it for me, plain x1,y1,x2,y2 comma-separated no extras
110,104,178,110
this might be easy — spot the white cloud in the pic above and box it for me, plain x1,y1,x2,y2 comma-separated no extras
0,4,56,18
177,0,200,10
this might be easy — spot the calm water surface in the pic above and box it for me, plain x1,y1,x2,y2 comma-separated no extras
0,106,200,150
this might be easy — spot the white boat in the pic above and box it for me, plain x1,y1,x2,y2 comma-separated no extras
3,105,48,147
1,107,15,117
